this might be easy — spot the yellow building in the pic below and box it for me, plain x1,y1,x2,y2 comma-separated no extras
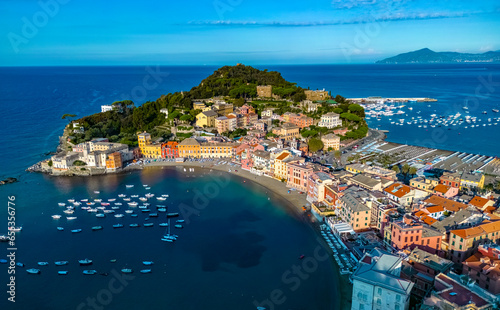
410,176,439,193
273,150,292,181
196,110,218,128
141,144,162,159
178,138,233,159
257,85,272,98
321,133,340,151
272,123,300,141
199,143,233,158
212,103,234,116
193,102,206,110
460,172,485,190
304,89,329,101
178,138,201,158
137,132,162,159
138,132,151,149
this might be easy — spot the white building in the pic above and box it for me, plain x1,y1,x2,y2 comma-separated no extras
318,112,342,129
160,108,169,118
101,105,114,113
351,248,414,310
261,109,274,118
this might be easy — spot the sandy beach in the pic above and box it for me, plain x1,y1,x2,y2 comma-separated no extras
132,160,353,309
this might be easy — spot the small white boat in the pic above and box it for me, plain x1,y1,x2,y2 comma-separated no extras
157,197,166,201
52,215,62,219
139,197,148,202
63,210,74,214
96,214,105,218
114,214,124,218
68,199,75,203
118,194,126,198
131,195,139,198
126,185,134,188
66,217,77,220
58,203,66,207
125,210,133,214
128,202,138,207
94,191,100,194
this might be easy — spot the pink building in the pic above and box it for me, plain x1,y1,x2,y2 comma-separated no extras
287,162,313,192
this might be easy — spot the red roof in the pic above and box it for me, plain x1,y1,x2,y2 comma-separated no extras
384,183,412,198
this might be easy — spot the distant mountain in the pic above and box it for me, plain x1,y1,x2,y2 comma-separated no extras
376,48,500,64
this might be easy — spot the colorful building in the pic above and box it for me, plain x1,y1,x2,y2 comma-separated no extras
321,133,341,151
195,110,218,127
384,183,415,206
105,152,122,171
460,172,485,190
162,141,179,159
287,162,313,192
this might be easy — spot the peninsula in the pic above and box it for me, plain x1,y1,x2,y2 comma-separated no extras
376,48,500,64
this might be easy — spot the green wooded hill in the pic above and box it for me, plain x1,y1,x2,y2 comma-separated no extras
69,65,328,146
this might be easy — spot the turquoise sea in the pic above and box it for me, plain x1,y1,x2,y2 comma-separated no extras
1,64,500,309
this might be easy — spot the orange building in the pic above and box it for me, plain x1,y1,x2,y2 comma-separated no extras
105,152,122,171
448,221,500,263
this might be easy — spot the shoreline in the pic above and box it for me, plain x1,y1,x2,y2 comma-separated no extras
140,161,353,310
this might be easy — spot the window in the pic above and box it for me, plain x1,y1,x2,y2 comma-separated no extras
395,305,400,310
378,288,382,295
396,295,401,302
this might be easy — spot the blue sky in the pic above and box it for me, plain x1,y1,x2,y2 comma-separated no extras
1,0,499,65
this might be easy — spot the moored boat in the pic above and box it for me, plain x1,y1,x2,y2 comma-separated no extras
52,215,62,219
129,223,140,228
57,227,64,231
121,268,133,274
142,261,154,265
144,223,154,227
37,262,49,266
79,258,92,266
167,213,179,217
140,269,152,274
83,270,97,275
113,224,124,228
58,271,68,275
71,229,82,233
55,261,68,266
27,268,40,274
92,226,103,231
159,223,169,227
126,185,134,188
174,224,183,229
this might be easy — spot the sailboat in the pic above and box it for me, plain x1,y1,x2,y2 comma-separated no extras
161,219,176,242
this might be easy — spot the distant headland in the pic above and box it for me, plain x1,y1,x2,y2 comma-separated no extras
376,48,500,64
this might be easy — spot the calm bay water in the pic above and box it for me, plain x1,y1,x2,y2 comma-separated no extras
1,64,500,309
0,168,338,310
